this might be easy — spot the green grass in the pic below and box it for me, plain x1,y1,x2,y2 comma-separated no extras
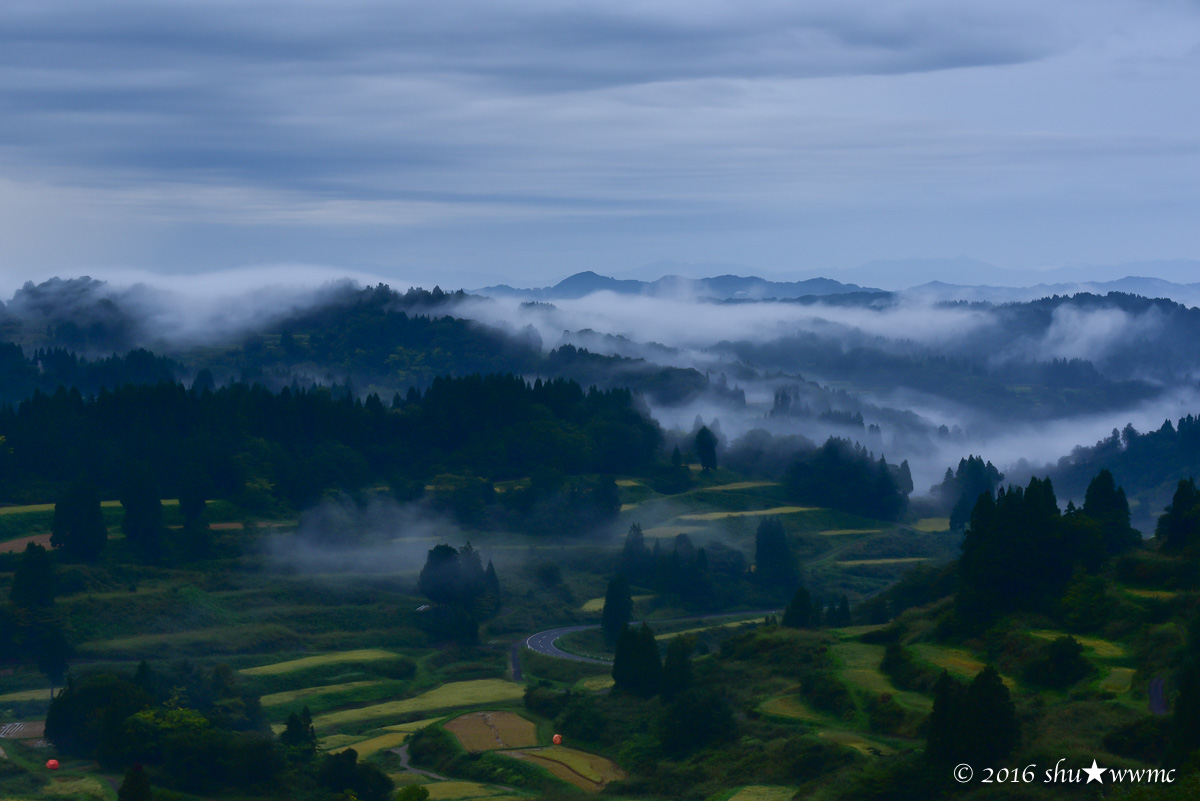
831,642,932,712
77,623,303,659
259,680,381,707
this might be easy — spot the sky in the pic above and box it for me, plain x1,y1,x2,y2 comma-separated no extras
2,0,1200,290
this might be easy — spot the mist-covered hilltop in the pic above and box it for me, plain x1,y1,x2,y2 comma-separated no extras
3,272,1200,506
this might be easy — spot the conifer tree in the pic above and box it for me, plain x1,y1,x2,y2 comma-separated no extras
601,575,633,646
51,477,106,562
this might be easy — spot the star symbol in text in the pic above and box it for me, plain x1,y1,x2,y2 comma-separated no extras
1083,759,1106,784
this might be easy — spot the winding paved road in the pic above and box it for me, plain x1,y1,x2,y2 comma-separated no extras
520,609,781,667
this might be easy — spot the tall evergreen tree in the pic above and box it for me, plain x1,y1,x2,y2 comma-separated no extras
754,517,798,588
661,636,693,700
694,426,718,471
117,765,152,801
10,542,56,609
963,666,1020,765
1083,469,1139,555
601,574,633,646
120,461,164,562
781,586,816,628
51,477,106,562
633,623,663,697
1156,478,1200,554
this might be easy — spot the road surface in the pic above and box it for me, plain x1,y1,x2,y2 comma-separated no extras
520,610,781,666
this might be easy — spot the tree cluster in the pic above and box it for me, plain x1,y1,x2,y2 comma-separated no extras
417,543,501,641
783,438,909,521
926,666,1020,768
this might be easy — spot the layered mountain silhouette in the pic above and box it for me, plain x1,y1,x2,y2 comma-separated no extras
475,271,880,301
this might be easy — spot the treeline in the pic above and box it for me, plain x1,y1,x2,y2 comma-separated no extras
43,662,394,800
0,373,662,510
0,344,179,406
783,438,911,521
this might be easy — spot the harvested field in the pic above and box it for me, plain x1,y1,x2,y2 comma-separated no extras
680,506,816,521
241,649,396,676
0,721,45,739
445,711,537,751
312,679,524,728
614,480,642,487
260,680,380,706
699,482,779,492
502,746,624,791
836,557,928,566
912,518,950,532
1123,588,1179,599
911,644,1013,687
0,533,51,554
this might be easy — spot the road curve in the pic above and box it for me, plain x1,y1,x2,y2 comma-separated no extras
522,610,781,665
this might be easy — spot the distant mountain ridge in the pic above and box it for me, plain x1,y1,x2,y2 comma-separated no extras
901,276,1200,308
475,270,880,300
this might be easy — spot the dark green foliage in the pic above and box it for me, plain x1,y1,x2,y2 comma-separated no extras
1104,717,1169,763
694,425,718,471
1022,636,1091,689
660,636,694,700
926,666,1019,768
397,785,431,801
601,574,633,646
621,522,652,579
799,669,855,718
121,460,164,562
416,543,498,640
317,748,394,801
45,673,154,759
0,372,661,512
1083,468,1140,555
754,517,798,588
880,642,941,693
279,705,317,760
656,687,733,756
117,764,153,801
958,475,1109,625
408,724,558,790
1157,478,1200,555
782,586,817,628
784,437,907,520
932,455,1003,530
10,541,55,609
612,623,661,697
34,623,71,687
51,476,106,561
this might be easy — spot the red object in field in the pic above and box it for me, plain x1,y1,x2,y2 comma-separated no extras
552,734,562,745
46,759,60,770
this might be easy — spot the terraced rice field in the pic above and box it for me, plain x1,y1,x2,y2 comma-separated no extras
696,482,779,492
1123,588,1179,600
502,746,624,792
912,518,950,532
321,733,367,749
39,776,110,799
641,525,706,538
0,533,51,553
329,730,410,757
837,557,928,566
760,694,821,720
260,680,381,707
911,644,1014,687
574,675,614,692
580,594,655,612
0,721,44,738
1029,631,1125,658
0,688,54,703
679,506,816,521
727,786,798,801
312,680,524,728
241,649,396,676
819,528,883,536
654,619,757,640
832,643,932,711
818,730,896,756
383,717,444,733
1100,667,1135,694
445,711,537,751
423,782,520,800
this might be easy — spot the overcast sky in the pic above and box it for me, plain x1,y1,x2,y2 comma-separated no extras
2,0,1199,289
